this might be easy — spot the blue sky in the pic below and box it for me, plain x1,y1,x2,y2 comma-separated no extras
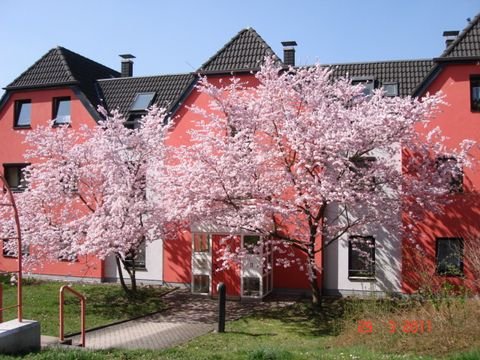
1,0,479,95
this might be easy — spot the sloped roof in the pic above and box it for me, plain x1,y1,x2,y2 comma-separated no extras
5,46,120,108
438,13,480,59
96,74,196,116
327,59,435,96
199,28,281,73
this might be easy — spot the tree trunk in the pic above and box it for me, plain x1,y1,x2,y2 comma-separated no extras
115,253,138,295
115,255,130,294
309,258,322,306
130,260,137,293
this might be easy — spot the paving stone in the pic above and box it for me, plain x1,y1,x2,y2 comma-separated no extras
66,289,293,350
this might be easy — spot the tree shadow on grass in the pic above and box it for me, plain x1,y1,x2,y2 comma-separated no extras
246,297,346,338
226,331,278,337
65,285,168,321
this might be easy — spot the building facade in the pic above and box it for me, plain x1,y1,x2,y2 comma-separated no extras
1,15,479,298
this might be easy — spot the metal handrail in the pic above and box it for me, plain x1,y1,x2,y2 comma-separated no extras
59,285,86,347
0,175,23,322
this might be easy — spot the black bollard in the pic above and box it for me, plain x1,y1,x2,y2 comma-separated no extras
217,282,226,333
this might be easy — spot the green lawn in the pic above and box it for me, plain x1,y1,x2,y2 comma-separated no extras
3,305,479,360
0,281,478,359
0,276,168,336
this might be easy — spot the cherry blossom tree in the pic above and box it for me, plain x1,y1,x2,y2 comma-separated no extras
1,107,169,294
157,58,476,304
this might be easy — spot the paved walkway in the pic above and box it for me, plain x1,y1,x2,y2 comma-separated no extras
60,289,292,350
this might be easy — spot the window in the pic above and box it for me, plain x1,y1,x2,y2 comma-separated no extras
242,276,260,296
193,234,210,252
349,156,377,191
60,174,79,193
470,76,480,112
436,156,463,193
383,82,399,97
125,241,146,270
130,92,156,111
3,239,16,258
3,164,28,192
53,97,71,124
243,235,260,254
192,274,209,293
14,100,32,127
57,241,78,262
436,238,463,276
57,160,79,193
352,77,375,96
124,114,143,130
348,235,375,279
350,156,376,169
2,239,29,258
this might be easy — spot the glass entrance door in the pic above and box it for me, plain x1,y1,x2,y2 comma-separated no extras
241,235,273,298
191,233,211,294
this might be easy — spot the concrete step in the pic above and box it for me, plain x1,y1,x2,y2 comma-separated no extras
41,335,85,349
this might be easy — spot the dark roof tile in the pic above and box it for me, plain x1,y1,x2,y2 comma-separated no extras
97,74,196,116
325,59,435,96
199,28,281,73
6,47,120,108
439,13,480,59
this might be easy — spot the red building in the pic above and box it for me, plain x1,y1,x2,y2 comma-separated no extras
402,19,480,295
1,15,479,298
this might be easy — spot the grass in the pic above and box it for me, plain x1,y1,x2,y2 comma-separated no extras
0,301,433,360
334,296,480,357
0,283,478,359
0,275,168,336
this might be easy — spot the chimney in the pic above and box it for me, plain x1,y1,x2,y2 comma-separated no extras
442,31,459,49
119,54,135,77
281,41,297,67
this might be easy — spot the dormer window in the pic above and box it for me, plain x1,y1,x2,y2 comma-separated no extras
352,77,375,96
383,82,399,97
14,99,32,128
130,92,156,111
53,97,71,125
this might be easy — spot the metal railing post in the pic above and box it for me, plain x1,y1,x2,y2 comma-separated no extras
59,289,65,342
0,175,23,322
59,285,86,347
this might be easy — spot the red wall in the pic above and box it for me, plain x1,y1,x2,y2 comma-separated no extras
402,63,480,294
162,74,320,291
211,235,241,297
0,87,104,279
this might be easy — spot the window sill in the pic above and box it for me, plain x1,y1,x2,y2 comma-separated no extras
348,276,376,282
242,293,262,298
436,272,464,278
125,266,147,272
13,126,32,130
11,188,26,193
52,123,72,128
